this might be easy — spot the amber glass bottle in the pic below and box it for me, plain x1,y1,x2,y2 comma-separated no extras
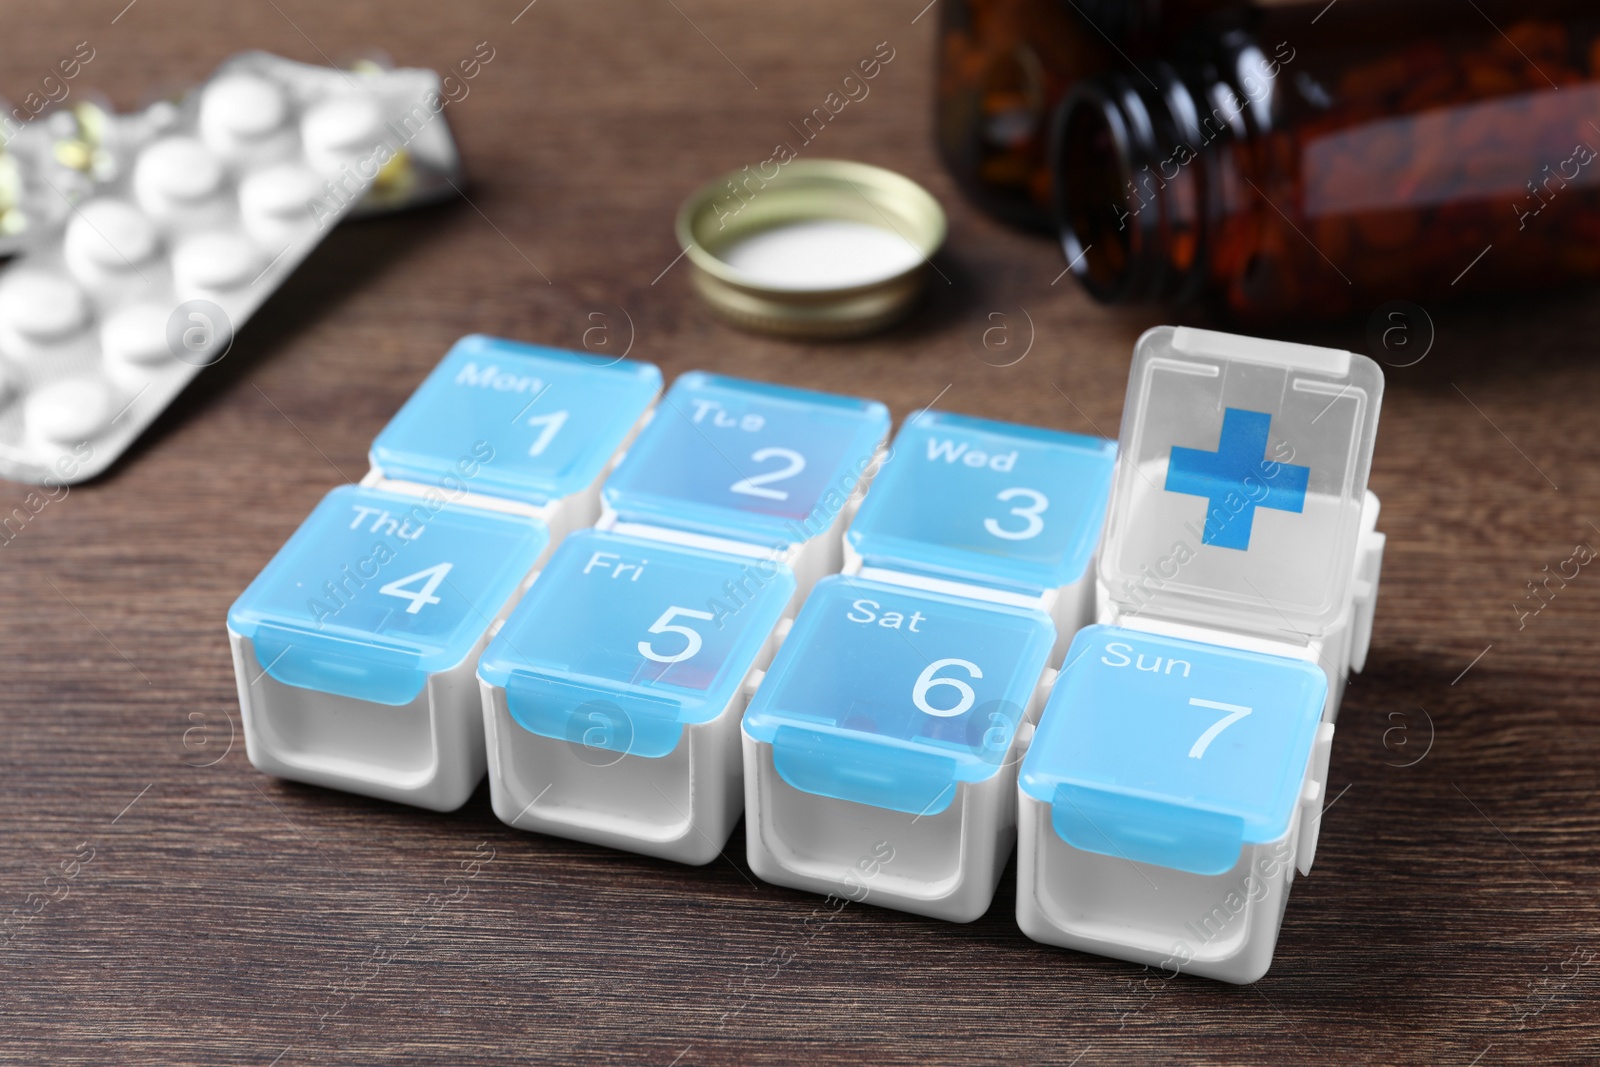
1053,0,1600,321
937,0,1238,232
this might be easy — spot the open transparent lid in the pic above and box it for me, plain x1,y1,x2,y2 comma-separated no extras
1100,326,1384,640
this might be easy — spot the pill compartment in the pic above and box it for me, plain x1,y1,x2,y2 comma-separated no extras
228,484,549,811
844,409,1116,654
478,529,795,863
367,335,662,545
600,372,890,603
742,575,1055,921
1018,626,1332,984
1014,325,1385,980
1097,325,1386,712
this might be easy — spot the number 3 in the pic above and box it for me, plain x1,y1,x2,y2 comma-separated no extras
984,487,1047,541
638,606,714,664
913,658,983,718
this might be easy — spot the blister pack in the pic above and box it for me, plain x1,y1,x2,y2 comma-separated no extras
0,51,462,485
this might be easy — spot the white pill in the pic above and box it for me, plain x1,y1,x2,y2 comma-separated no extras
239,162,323,243
301,94,384,173
134,136,224,213
173,231,263,295
200,75,289,147
64,199,159,281
102,303,174,367
25,377,113,444
0,271,89,342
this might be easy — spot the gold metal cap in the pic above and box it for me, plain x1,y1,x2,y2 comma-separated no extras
676,159,947,339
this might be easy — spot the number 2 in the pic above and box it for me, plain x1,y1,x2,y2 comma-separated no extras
526,409,569,457
730,448,806,501
379,563,453,614
638,606,714,664
1186,698,1252,758
983,487,1047,541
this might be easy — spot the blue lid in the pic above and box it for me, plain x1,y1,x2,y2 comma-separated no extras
744,575,1055,816
228,485,549,705
1020,625,1327,875
479,529,795,759
847,410,1116,595
370,335,662,507
602,372,890,547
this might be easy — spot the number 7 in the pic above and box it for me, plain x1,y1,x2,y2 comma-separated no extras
1186,698,1252,759
526,409,569,457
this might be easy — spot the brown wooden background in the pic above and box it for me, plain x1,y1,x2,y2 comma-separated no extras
3,2,1598,1063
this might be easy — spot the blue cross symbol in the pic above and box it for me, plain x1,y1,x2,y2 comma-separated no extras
1165,408,1310,551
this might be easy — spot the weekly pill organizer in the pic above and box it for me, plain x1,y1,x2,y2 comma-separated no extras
229,326,1386,982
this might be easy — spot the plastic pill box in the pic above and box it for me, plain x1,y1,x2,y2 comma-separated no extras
1019,625,1331,983
743,574,1056,921
1016,325,1385,982
478,529,794,863
228,485,548,811
227,325,1386,981
366,334,663,542
230,339,661,810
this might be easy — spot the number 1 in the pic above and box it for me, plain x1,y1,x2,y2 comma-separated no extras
1186,698,1252,758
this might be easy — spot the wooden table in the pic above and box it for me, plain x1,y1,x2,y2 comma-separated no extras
4,2,1598,1063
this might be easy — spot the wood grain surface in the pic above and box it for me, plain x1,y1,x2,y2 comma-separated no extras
3,2,1599,1064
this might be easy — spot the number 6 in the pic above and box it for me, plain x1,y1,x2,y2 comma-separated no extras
913,658,983,718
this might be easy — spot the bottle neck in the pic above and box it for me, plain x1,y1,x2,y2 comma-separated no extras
1053,30,1268,305
1065,0,1233,47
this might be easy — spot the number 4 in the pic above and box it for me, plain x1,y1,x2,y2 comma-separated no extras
1186,698,1252,758
379,562,454,614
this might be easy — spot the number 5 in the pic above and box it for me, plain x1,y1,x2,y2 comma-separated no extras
638,606,714,664
984,487,1047,541
1187,698,1252,758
